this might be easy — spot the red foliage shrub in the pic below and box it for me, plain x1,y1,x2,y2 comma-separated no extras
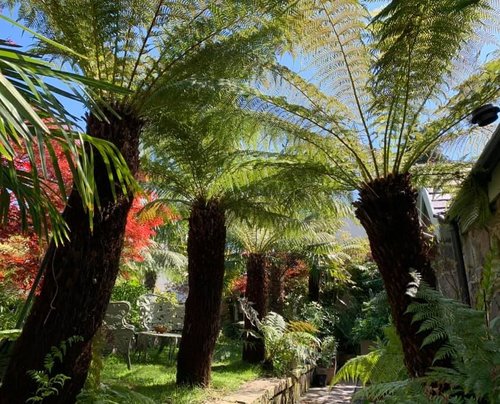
230,275,247,295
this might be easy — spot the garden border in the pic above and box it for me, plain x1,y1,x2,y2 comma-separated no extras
212,365,314,404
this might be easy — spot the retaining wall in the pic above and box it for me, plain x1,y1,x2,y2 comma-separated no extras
213,365,314,404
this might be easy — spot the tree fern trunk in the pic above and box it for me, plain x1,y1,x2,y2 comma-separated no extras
308,263,321,302
176,198,226,387
354,173,444,377
242,253,268,363
0,104,141,404
269,257,285,314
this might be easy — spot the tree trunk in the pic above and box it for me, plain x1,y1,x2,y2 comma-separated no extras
0,104,141,404
354,173,444,378
242,253,268,363
268,256,285,315
176,198,226,387
308,263,320,302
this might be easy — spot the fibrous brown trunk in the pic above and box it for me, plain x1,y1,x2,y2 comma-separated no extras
308,263,320,302
0,104,141,404
269,257,285,315
176,198,226,387
242,253,268,363
354,173,444,377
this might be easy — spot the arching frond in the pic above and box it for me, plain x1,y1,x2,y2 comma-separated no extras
0,22,134,242
11,0,293,107
246,0,499,187
334,325,407,386
447,170,492,232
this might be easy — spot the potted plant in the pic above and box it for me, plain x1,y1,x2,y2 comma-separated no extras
313,336,337,386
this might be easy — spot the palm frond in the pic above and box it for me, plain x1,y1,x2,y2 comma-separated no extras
0,23,134,242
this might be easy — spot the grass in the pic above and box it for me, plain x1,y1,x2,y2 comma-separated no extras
82,337,261,404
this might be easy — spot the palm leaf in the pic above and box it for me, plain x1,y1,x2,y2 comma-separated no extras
0,25,134,241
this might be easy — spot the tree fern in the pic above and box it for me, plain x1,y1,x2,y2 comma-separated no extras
2,0,299,395
245,0,500,185
348,282,500,402
240,0,500,378
128,241,187,279
334,325,407,386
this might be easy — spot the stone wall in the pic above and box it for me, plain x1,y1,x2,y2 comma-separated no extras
213,366,314,404
435,198,500,319
460,199,500,318
435,223,466,302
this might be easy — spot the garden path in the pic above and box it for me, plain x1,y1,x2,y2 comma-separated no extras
299,383,358,403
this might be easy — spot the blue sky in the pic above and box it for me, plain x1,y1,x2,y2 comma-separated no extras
1,10,88,125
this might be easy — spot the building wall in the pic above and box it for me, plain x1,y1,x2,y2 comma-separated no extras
435,224,466,303
433,197,500,320
459,198,500,319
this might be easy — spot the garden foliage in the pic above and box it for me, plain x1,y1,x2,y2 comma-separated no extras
239,298,320,376
335,283,499,403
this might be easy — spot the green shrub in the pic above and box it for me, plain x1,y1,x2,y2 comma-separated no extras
0,286,23,330
240,298,320,376
317,336,337,368
283,288,307,320
155,290,178,305
288,321,319,335
260,312,320,376
335,282,500,403
293,301,338,338
298,301,325,330
111,280,148,327
351,291,391,342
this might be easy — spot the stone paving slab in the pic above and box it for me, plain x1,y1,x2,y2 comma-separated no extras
214,378,283,404
299,384,358,403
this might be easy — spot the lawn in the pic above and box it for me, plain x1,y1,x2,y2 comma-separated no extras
86,338,261,403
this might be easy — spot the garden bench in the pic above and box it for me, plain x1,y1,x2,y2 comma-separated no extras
135,294,185,360
102,301,135,369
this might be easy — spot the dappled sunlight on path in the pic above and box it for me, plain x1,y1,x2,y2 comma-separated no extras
300,383,358,403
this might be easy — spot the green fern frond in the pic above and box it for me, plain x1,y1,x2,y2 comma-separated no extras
333,350,381,385
447,170,492,232
354,379,415,402
287,321,319,335
352,281,498,402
